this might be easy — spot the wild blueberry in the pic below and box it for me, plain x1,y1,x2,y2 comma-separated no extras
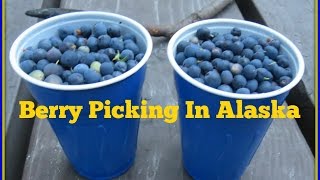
84,69,101,83
93,22,107,37
237,57,250,66
135,53,144,62
232,75,247,89
232,36,240,42
263,58,277,72
224,33,234,41
107,24,121,37
33,49,47,62
61,50,79,68
221,50,234,61
43,63,64,76
258,38,268,47
100,61,114,75
96,53,110,63
187,65,201,78
58,26,74,39
231,27,241,36
269,39,281,49
104,48,116,59
236,88,250,94
212,34,224,43
241,48,254,59
230,63,243,75
123,33,136,43
110,37,124,51
175,52,185,65
253,45,263,52
36,59,49,71
231,55,241,63
101,74,114,81
38,39,52,51
272,65,291,79
177,41,191,52
114,61,128,73
190,36,199,44
78,24,92,38
211,47,222,58
112,71,123,77
80,53,96,65
201,40,215,51
256,68,273,81
78,46,90,53
252,51,265,60
196,48,211,61
97,35,111,49
76,37,87,47
20,60,36,74
212,59,229,72
264,45,278,59
87,36,99,52
127,60,138,70
73,64,89,74
67,73,84,85
90,61,102,73
243,64,257,80
125,41,140,55
230,41,244,55
20,50,34,61
242,37,258,49
217,84,233,93
121,49,134,61
29,70,45,81
245,79,258,92
278,76,292,87
257,81,273,93
59,42,76,53
184,44,199,58
221,70,233,84
276,55,290,68
50,36,63,48
46,47,62,63
196,27,211,40
250,59,263,68
44,74,63,84
204,70,221,88
198,61,213,74
62,70,72,80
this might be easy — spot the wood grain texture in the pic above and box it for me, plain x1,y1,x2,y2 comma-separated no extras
22,1,313,180
251,0,314,103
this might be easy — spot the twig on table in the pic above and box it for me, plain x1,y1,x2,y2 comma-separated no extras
25,0,233,38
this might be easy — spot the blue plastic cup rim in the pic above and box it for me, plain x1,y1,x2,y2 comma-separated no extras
10,11,153,91
167,19,305,100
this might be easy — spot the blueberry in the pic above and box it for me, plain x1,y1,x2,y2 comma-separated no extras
258,38,268,47
230,63,243,75
98,35,111,49
236,88,250,94
107,24,121,37
96,53,110,63
78,24,92,38
29,70,45,81
231,27,241,36
67,73,84,85
124,42,140,55
20,60,36,74
221,50,234,61
50,36,63,48
232,75,247,89
93,22,107,37
101,74,114,81
175,52,185,65
104,48,116,59
183,57,197,68
33,49,47,62
196,48,211,61
221,70,233,84
46,47,62,63
123,33,137,43
224,33,234,41
112,71,123,77
62,70,72,80
256,68,273,81
237,57,250,66
127,60,138,70
187,65,201,78
194,78,205,84
63,35,78,44
100,61,114,75
217,84,233,93
196,27,211,40
272,86,282,91
43,63,64,76
78,46,90,53
245,79,258,92
212,59,229,72
58,26,74,39
253,45,263,52
59,42,76,53
278,76,292,87
198,61,213,74
263,58,277,71
201,41,215,51
276,55,290,68
190,36,199,44
184,44,199,58
38,39,52,51
232,36,240,42
269,39,281,49
211,47,222,58
76,37,87,47
249,59,262,69
177,41,191,52
61,50,79,68
110,37,124,51
80,53,96,65
241,48,254,59
212,34,224,43
36,59,49,71
180,66,188,73
44,74,63,84
74,64,89,74
84,69,101,83
204,70,221,88
87,36,99,52
257,81,273,93
121,49,134,60
231,55,241,63
272,65,291,79
90,61,102,73
216,40,232,51
114,61,128,73
243,64,257,80
252,51,265,60
230,41,244,55
20,50,34,61
242,37,258,49
135,53,144,62
264,45,278,59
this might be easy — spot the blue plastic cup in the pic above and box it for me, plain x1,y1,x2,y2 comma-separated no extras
10,12,152,179
167,19,304,180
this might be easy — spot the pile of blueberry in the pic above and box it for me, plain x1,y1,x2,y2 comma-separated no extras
20,22,145,85
175,27,293,94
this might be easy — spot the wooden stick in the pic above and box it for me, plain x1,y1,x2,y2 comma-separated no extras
25,0,233,38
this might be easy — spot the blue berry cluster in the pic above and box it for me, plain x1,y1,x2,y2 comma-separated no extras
175,27,293,94
20,22,145,85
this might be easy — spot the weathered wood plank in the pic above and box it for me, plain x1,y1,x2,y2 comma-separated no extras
251,0,314,104
22,1,313,180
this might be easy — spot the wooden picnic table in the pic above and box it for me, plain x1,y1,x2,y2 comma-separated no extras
5,0,314,180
